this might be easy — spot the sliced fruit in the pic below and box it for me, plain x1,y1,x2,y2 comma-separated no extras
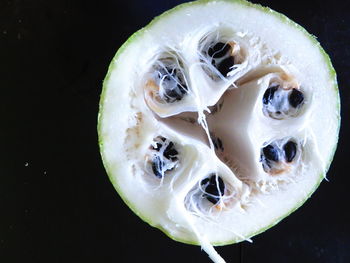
98,0,340,262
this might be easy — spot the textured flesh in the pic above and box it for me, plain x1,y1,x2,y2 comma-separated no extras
98,0,340,261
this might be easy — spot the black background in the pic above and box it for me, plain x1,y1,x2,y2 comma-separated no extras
1,0,349,262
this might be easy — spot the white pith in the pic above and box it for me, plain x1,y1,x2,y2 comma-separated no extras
98,1,339,263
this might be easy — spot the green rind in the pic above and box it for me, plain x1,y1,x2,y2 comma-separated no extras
97,0,340,246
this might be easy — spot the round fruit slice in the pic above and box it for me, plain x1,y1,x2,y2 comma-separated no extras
98,0,340,262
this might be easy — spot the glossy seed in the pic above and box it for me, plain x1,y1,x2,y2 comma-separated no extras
289,88,304,108
263,85,279,105
152,156,164,178
201,174,225,204
217,56,235,76
262,144,279,162
208,42,231,58
283,141,297,162
163,142,178,160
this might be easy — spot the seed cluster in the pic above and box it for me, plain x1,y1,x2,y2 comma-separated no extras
200,174,225,205
260,139,298,174
150,136,179,178
262,84,304,119
156,67,188,103
207,42,236,77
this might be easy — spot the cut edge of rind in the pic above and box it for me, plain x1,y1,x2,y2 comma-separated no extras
97,0,340,246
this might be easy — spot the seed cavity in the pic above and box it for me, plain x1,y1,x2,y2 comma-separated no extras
198,29,246,80
262,83,304,119
207,42,236,77
200,174,225,205
260,138,299,175
148,136,179,178
146,54,189,105
156,66,188,103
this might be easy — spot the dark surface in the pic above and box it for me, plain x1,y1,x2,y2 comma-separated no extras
1,0,349,262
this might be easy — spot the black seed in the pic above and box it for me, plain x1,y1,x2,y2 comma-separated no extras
163,142,178,160
283,141,297,162
217,56,235,76
262,144,279,162
263,85,279,105
208,42,231,58
201,174,225,205
289,88,304,108
152,156,164,178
